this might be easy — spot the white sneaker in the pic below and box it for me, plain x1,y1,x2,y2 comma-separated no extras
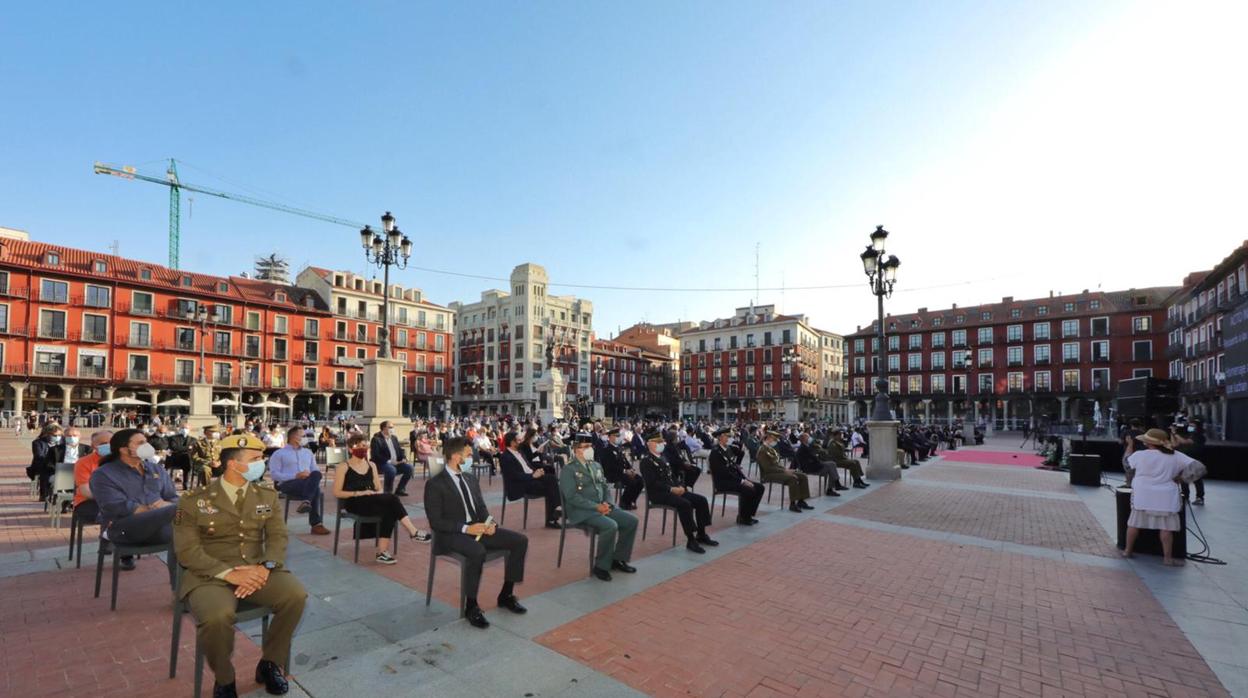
375,551,397,565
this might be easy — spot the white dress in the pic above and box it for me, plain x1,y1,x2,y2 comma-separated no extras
1125,449,1191,531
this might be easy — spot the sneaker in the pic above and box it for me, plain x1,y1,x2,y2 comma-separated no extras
375,551,397,565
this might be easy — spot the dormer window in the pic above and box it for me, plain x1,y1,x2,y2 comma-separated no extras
275,292,287,302
334,275,344,287
217,282,229,293
181,275,193,287
93,260,107,273
46,252,60,266
140,268,153,280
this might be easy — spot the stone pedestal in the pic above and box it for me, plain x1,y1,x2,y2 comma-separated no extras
186,382,219,432
536,367,566,425
361,358,412,436
866,420,902,481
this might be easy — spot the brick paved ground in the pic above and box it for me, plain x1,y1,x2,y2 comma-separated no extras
0,434,77,554
831,481,1119,557
538,518,1228,698
905,462,1074,494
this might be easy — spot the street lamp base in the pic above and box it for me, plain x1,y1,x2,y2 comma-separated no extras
865,420,902,481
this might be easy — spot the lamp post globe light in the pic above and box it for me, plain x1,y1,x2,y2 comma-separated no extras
859,226,900,422
782,347,800,420
360,211,413,360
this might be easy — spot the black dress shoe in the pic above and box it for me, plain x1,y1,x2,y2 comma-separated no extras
498,595,528,614
853,481,870,489
612,560,637,573
394,489,408,497
593,567,613,581
696,534,719,546
686,540,706,554
213,682,238,698
118,556,136,571
799,501,814,510
834,483,849,491
825,489,841,497
465,606,490,628
789,503,804,513
255,659,289,695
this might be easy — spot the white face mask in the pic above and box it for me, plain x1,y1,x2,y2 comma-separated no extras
651,443,665,455
135,443,157,462
580,447,595,462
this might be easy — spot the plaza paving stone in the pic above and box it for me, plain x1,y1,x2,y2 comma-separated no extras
0,431,1243,696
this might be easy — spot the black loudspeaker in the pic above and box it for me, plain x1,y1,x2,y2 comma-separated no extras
1115,487,1187,557
1069,453,1101,486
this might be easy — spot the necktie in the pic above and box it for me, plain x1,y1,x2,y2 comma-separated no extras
456,475,478,522
235,486,246,512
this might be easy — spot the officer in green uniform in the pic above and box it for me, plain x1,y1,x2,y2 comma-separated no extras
189,423,223,487
558,434,639,581
173,434,307,698
756,430,813,513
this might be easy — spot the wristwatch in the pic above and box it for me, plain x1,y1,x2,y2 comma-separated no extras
262,560,280,571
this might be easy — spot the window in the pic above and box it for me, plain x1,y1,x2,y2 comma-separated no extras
887,355,900,371
1133,316,1152,333
213,331,231,354
1061,319,1079,338
1033,322,1050,340
174,298,199,319
952,329,966,347
1007,346,1023,366
304,318,320,338
46,252,61,266
140,268,152,280
245,335,261,358
245,312,261,331
1007,372,1024,392
1006,325,1023,342
213,305,233,325
1036,306,1048,316
908,334,922,349
908,376,922,393
977,327,993,344
951,349,968,369
273,338,287,361
40,279,68,303
930,332,945,348
1062,369,1080,390
1010,309,1021,319
1091,340,1109,361
1035,371,1051,391
977,348,993,367
128,354,150,381
978,374,993,391
129,291,153,315
79,351,106,379
1091,367,1110,391
931,375,946,393
35,348,67,376
356,324,367,343
930,352,945,370
908,353,922,370
1064,302,1075,312
84,284,110,307
82,314,108,343
175,327,196,350
38,309,67,338
127,321,151,347
1090,300,1101,310
1062,342,1080,363
887,335,899,351
1133,368,1153,378
181,275,193,287
175,359,195,383
305,341,318,362
1091,317,1109,336
435,335,445,351
1133,340,1152,361
853,339,864,353
1034,344,1051,364
416,332,427,349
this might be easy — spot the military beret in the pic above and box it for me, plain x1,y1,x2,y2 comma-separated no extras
644,430,664,442
573,433,595,445
218,433,266,451
713,427,732,437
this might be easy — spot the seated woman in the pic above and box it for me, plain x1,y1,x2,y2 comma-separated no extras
1123,428,1202,566
413,431,435,476
333,433,431,564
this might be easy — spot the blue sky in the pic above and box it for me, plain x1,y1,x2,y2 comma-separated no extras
2,1,1245,335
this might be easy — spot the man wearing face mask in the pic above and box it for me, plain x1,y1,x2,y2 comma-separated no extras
174,434,306,697
167,424,194,489
640,430,717,553
191,424,225,485
756,430,813,513
598,427,644,510
370,421,414,496
88,429,180,559
560,434,639,580
709,428,764,526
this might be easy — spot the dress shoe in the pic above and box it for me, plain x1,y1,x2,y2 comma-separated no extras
825,489,841,497
310,524,331,536
686,540,706,554
592,567,613,582
612,560,637,573
735,517,757,526
465,606,490,628
498,595,528,614
799,501,814,510
394,489,408,497
545,521,562,529
834,483,849,491
296,502,311,514
695,534,719,546
213,681,238,698
118,555,136,571
788,503,804,513
853,481,870,489
255,659,289,695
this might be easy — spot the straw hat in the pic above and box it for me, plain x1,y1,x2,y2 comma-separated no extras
1138,428,1172,447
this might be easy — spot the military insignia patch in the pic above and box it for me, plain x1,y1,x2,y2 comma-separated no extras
174,509,185,525
255,504,272,516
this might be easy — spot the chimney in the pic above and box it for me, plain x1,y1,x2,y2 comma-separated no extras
1002,296,1013,303
918,307,927,313
1049,291,1054,298
952,303,958,309
1082,289,1089,295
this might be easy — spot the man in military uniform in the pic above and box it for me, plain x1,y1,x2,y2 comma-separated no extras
189,424,224,488
598,427,643,510
558,434,638,581
756,430,813,513
824,430,870,489
173,434,307,698
639,430,717,553
708,427,764,525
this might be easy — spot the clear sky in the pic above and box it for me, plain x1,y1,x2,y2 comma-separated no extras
2,1,1245,336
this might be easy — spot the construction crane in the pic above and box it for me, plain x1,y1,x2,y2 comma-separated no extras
93,158,366,269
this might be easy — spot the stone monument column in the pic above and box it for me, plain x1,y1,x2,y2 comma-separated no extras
361,358,412,436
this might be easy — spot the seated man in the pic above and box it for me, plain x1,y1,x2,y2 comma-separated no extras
708,428,764,526
663,431,701,488
424,437,529,629
267,427,331,535
824,431,870,488
190,424,224,486
174,434,308,698
370,421,414,496
499,431,561,528
559,435,639,580
89,428,179,558
795,432,846,497
640,431,717,553
167,424,195,488
72,430,120,562
598,428,644,511
755,430,812,513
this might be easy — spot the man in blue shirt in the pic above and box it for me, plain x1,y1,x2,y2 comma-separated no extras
89,428,179,561
267,427,330,535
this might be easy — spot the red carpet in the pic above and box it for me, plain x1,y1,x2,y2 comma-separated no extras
938,449,1045,468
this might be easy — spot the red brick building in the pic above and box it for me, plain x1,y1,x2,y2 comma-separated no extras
0,232,454,420
844,288,1178,428
590,337,676,419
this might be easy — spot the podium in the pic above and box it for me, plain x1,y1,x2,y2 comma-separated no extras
1115,487,1186,558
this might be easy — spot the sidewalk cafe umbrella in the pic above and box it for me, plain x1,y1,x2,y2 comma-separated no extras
212,398,240,407
102,396,150,406
250,400,291,409
156,397,191,408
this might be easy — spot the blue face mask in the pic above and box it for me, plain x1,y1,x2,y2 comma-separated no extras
242,459,266,482
95,444,111,458
463,457,474,469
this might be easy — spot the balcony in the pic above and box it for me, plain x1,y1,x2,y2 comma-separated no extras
0,285,29,299
174,372,196,385
1196,339,1211,355
73,330,109,344
1165,343,1185,359
1062,356,1080,364
122,370,151,383
120,335,152,349
1091,354,1111,363
0,325,25,338
272,352,288,362
333,356,364,368
212,375,236,387
208,344,236,357
294,353,319,364
1062,384,1081,393
1165,315,1183,331
978,360,993,368
271,378,288,389
951,340,966,349
78,365,107,379
1007,360,1023,367
34,363,68,377
118,303,155,317
37,326,68,340
243,375,262,388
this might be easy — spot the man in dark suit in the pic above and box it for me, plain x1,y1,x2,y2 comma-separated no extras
640,431,717,553
708,428,764,525
796,432,845,496
370,421,414,495
663,431,700,488
598,428,643,510
423,436,529,629
499,432,561,528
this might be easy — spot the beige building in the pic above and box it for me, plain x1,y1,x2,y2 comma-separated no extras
815,329,849,423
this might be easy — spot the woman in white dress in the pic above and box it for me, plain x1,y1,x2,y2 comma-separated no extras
1123,428,1201,566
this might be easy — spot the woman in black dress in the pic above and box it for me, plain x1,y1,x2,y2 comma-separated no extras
332,434,430,564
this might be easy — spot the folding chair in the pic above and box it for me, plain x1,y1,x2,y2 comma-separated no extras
332,499,398,563
555,487,600,575
499,492,545,530
425,532,509,616
640,494,680,547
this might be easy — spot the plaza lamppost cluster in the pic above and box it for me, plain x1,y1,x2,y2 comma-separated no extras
860,226,901,422
359,211,413,360
782,347,800,416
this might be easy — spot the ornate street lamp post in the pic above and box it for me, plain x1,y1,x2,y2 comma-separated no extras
360,211,412,360
859,226,900,422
